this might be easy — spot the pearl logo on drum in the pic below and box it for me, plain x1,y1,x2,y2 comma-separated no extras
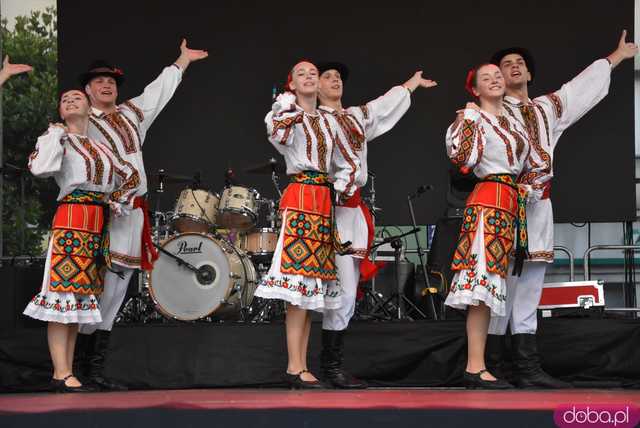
176,240,203,255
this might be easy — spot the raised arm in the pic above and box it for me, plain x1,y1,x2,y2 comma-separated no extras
27,125,66,178
540,30,638,136
355,71,437,142
446,104,484,174
0,56,33,87
126,39,208,134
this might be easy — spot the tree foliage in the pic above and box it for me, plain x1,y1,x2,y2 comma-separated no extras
2,6,57,256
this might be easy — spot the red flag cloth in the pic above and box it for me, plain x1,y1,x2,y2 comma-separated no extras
133,196,159,271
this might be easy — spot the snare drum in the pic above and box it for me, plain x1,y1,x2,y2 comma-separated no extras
218,186,258,231
244,228,278,256
171,188,219,233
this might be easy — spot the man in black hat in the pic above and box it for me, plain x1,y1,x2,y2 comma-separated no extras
76,39,207,391
487,31,638,389
317,62,437,388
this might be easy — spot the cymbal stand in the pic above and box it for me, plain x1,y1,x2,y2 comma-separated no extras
267,199,277,229
363,170,382,216
153,169,166,245
271,170,282,199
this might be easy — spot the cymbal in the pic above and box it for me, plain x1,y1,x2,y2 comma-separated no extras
148,171,194,184
244,158,286,175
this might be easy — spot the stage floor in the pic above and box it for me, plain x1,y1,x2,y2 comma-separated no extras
2,388,640,428
1,388,639,413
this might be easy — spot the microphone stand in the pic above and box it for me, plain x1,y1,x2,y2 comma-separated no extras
407,193,438,320
366,228,427,320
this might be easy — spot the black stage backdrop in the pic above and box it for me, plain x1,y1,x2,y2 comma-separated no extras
57,0,635,224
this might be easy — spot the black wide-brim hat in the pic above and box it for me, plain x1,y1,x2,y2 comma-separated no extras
490,47,536,83
78,60,125,87
317,61,350,82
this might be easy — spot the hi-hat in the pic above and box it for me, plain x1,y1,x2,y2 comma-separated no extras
148,170,194,184
244,158,286,175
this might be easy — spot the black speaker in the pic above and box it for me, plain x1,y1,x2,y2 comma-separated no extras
0,261,46,330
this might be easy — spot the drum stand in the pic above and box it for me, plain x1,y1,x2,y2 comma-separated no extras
116,170,170,325
115,272,164,324
355,170,389,319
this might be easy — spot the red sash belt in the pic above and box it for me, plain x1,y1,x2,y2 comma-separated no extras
341,189,383,282
134,196,158,271
541,182,551,200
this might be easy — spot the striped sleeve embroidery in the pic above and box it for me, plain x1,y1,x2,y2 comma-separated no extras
545,93,563,120
122,100,145,123
271,112,303,145
451,119,477,169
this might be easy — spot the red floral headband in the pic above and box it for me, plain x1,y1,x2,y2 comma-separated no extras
465,68,477,98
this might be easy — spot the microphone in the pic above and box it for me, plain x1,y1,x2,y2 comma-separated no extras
408,184,434,199
367,170,376,179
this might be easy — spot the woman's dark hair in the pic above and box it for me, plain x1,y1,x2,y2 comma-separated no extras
58,87,90,104
57,87,90,121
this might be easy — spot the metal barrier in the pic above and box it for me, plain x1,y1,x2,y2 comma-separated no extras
553,245,575,281
583,245,640,280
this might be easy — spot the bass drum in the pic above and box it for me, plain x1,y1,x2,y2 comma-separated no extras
148,233,257,321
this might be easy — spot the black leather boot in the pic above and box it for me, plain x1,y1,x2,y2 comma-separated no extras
88,330,128,391
73,332,93,381
485,334,506,380
512,333,572,389
320,330,367,389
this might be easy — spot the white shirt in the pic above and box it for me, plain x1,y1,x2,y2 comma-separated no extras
319,85,411,195
265,103,359,195
28,126,139,208
446,108,531,179
88,64,183,197
500,58,612,261
503,58,612,188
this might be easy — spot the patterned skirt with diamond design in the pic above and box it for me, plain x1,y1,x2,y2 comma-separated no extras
24,194,106,324
444,181,518,316
254,178,342,311
24,239,102,324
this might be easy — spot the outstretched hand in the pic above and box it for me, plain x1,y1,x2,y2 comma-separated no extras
456,102,480,114
615,30,638,59
175,39,209,71
403,71,437,93
607,30,638,68
49,122,69,134
0,56,33,85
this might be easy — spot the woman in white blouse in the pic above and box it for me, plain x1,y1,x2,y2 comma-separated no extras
254,60,359,389
23,88,139,392
445,63,537,389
